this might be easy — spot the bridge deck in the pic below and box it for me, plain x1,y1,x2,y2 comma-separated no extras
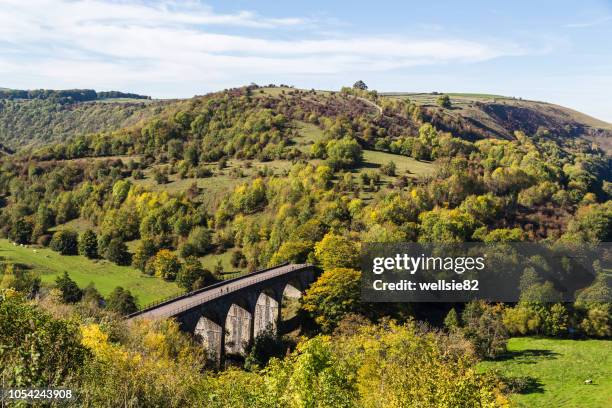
130,263,310,320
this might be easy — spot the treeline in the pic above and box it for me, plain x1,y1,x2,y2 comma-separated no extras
0,88,150,103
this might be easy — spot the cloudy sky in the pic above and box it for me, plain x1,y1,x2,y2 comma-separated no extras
1,0,611,121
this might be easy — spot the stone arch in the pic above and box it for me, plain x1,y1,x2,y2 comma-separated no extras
253,289,280,339
282,278,304,299
224,302,252,356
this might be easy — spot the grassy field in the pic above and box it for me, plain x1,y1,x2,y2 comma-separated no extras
360,149,436,178
49,218,95,234
479,337,612,408
0,239,182,306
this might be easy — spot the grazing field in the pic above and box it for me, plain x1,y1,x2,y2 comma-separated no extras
479,337,612,408
0,239,182,306
360,149,436,178
49,218,95,234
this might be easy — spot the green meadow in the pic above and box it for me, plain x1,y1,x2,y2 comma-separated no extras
0,239,182,306
479,337,612,408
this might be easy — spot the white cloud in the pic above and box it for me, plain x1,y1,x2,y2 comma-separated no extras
0,0,527,95
565,16,612,28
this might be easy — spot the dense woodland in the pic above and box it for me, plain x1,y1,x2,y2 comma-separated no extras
0,84,610,406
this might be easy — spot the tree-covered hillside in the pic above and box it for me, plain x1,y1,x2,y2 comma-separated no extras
0,88,164,148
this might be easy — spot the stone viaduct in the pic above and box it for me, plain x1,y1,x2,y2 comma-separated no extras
128,263,318,363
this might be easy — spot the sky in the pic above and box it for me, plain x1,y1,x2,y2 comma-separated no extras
1,0,611,121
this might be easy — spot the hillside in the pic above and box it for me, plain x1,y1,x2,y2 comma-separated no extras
1,85,610,154
0,89,167,148
382,92,612,152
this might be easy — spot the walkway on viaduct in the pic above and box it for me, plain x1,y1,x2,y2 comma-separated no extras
128,263,318,363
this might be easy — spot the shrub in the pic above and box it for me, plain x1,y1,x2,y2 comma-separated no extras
436,94,451,108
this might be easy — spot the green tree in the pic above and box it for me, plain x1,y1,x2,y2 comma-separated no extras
55,272,82,303
326,137,363,170
50,230,79,255
106,286,138,315
9,217,33,244
176,257,215,291
105,238,131,266
78,229,98,259
314,233,359,270
153,249,181,281
444,307,460,330
132,239,157,271
301,267,361,332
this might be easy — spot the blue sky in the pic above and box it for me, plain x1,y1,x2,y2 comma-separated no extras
1,0,611,121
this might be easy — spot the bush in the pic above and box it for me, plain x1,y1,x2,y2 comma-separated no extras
380,160,396,176
436,94,451,108
50,230,78,255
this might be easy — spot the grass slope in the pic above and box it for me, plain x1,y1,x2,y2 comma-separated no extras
360,149,436,178
479,337,612,408
0,239,182,306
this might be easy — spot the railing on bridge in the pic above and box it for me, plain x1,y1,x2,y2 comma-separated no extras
127,261,307,319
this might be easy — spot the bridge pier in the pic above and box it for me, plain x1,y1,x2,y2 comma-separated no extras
253,291,280,339
225,304,252,356
194,314,224,362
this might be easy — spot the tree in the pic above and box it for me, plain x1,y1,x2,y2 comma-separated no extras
105,238,131,266
184,227,212,257
176,257,215,291
444,308,459,330
353,80,368,90
9,217,33,244
436,94,451,108
461,301,508,359
0,292,89,387
314,233,360,270
153,249,181,281
326,137,363,170
50,230,79,255
301,267,362,332
106,286,138,315
78,229,98,259
132,239,157,271
82,282,104,306
380,160,396,176
55,272,82,303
